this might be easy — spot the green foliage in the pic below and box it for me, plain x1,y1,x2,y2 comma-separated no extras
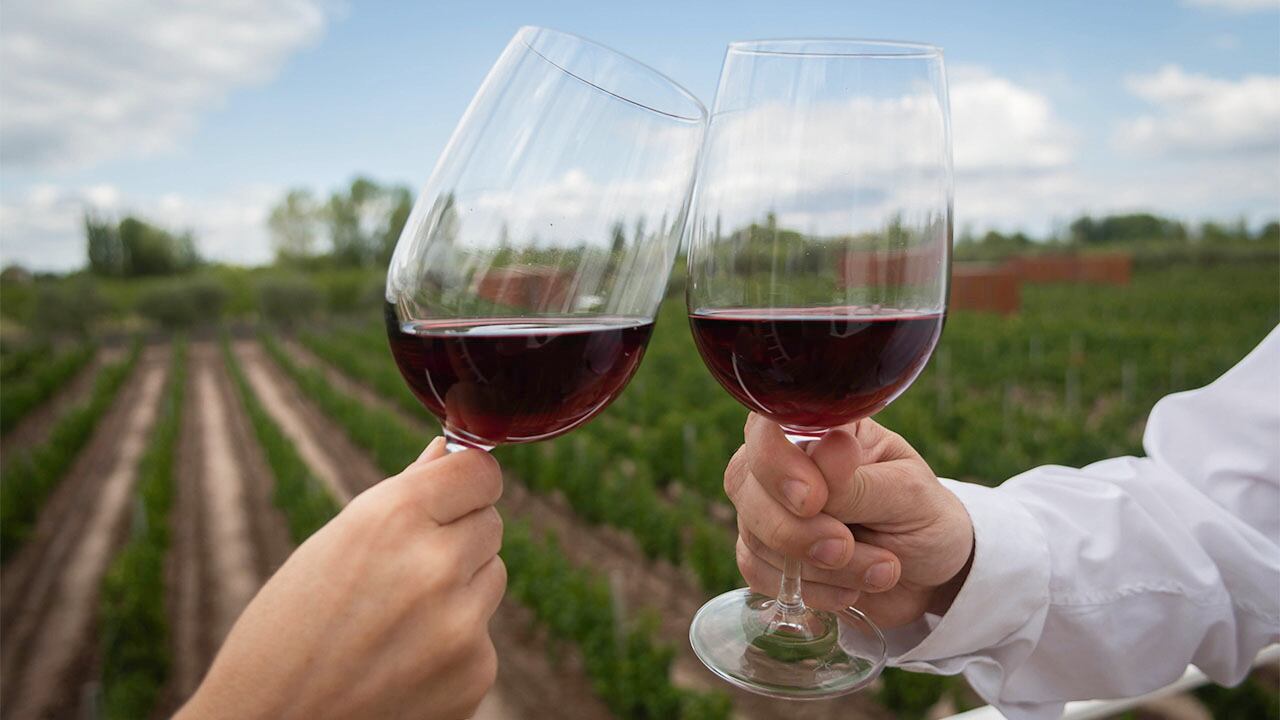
135,277,227,330
86,214,199,277
1194,676,1280,719
503,522,730,720
0,342,95,433
257,274,322,327
99,340,185,719
0,340,140,561
221,337,339,542
30,277,105,337
878,668,952,720
0,339,50,381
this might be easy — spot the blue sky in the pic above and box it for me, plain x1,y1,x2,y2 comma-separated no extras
2,0,1278,270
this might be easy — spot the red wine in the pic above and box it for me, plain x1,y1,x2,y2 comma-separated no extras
689,308,943,435
385,304,653,447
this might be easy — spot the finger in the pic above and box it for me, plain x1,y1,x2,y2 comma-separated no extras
392,448,503,525
436,506,503,580
723,444,750,501
734,472,854,569
412,436,448,466
467,555,507,622
741,522,902,593
744,413,828,517
852,587,932,630
737,537,861,613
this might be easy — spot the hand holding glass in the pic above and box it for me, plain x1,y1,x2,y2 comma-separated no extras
685,39,953,698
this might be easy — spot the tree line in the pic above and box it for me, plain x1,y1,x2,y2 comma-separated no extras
957,213,1279,261
69,178,1278,279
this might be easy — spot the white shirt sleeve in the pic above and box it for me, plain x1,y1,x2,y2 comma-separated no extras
883,324,1280,720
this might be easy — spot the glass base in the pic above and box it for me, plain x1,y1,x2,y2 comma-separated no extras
689,588,886,699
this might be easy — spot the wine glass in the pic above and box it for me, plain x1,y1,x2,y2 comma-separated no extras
385,27,706,453
685,39,952,698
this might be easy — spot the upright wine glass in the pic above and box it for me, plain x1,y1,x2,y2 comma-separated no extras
385,27,705,452
686,39,952,698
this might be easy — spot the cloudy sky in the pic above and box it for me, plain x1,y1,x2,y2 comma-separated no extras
1,0,1278,271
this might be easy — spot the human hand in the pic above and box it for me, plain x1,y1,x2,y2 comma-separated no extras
726,414,973,628
176,438,506,720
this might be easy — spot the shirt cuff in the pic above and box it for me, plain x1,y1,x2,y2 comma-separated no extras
888,478,1051,666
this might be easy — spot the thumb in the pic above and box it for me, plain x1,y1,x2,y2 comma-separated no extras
814,428,929,525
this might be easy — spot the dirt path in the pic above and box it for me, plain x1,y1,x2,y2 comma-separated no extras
258,339,612,720
0,350,103,461
0,346,168,720
281,337,892,720
234,341,381,503
162,343,294,713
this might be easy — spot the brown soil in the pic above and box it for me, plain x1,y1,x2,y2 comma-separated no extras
0,346,168,720
278,338,893,720
0,351,103,462
257,339,612,720
159,343,295,715
233,341,382,502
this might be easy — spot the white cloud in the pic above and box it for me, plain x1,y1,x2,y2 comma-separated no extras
0,184,280,271
1183,0,1280,11
950,66,1075,175
0,0,328,170
685,65,1080,236
1118,65,1280,155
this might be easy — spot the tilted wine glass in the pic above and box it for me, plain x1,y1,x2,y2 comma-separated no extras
385,27,706,453
685,38,952,698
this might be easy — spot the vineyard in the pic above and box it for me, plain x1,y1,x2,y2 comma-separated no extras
0,260,1276,719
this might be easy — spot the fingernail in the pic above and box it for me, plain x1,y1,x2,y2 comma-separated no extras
865,562,896,590
840,590,862,608
782,480,809,513
808,538,848,568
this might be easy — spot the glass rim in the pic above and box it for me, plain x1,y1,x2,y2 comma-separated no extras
727,37,943,58
517,25,707,123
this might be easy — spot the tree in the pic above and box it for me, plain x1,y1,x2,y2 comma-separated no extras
325,177,415,267
86,215,198,277
86,214,124,276
378,186,413,265
268,189,323,264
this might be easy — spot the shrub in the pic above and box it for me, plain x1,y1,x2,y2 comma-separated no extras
257,275,322,327
0,342,95,434
135,277,227,330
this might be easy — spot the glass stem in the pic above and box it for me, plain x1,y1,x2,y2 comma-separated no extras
776,432,817,614
777,555,806,611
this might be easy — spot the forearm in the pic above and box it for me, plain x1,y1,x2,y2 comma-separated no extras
888,461,1280,720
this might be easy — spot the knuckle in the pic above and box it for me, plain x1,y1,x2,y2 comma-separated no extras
899,468,932,502
476,644,500,697
836,468,870,520
762,511,794,551
480,506,504,541
723,447,748,498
